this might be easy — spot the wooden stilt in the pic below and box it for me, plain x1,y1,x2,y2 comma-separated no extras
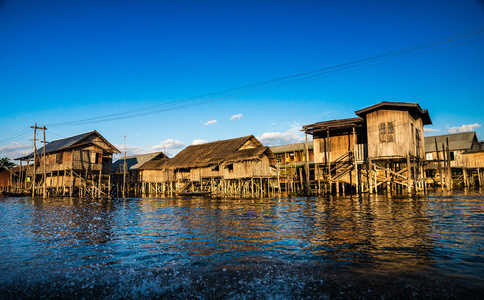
407,154,412,194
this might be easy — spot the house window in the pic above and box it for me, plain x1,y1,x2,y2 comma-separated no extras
91,152,98,164
426,153,433,160
379,122,395,142
56,152,64,164
276,154,282,163
319,139,325,153
450,151,456,161
226,163,234,172
416,128,421,154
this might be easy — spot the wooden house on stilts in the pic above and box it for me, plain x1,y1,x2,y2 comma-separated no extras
139,135,278,197
424,132,484,188
302,101,432,195
12,131,120,197
112,152,169,196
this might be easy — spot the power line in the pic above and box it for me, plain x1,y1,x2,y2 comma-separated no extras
44,26,484,128
1,26,483,146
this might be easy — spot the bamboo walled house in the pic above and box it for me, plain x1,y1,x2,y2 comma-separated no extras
302,101,432,195
270,142,314,193
462,141,484,186
424,132,483,188
112,152,168,196
138,135,277,196
0,166,12,193
12,131,120,197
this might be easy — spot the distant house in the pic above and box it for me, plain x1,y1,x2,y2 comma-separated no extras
112,152,168,196
140,135,277,196
13,130,120,197
463,142,484,186
424,132,483,187
303,101,432,194
0,166,12,192
270,142,313,192
424,132,477,169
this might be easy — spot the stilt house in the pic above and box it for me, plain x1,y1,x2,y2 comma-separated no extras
270,142,314,192
424,132,479,187
0,166,12,193
112,152,168,196
462,141,484,186
13,130,120,197
140,135,277,196
303,101,432,194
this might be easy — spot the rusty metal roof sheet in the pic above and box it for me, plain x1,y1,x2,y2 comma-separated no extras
270,142,313,153
303,117,364,134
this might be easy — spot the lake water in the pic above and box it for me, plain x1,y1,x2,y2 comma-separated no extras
1,189,483,299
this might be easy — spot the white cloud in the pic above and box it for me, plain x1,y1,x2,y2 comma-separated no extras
257,129,305,146
150,139,186,156
230,114,243,120
112,139,187,160
424,128,441,133
447,123,481,134
0,142,32,160
204,120,217,126
192,139,208,145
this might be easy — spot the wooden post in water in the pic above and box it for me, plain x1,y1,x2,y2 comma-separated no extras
42,126,47,198
368,158,373,194
434,138,443,188
304,133,310,195
446,138,452,189
31,124,38,197
407,154,412,194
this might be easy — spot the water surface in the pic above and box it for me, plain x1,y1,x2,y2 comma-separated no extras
1,190,483,298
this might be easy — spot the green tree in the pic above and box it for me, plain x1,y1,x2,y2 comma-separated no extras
0,157,16,169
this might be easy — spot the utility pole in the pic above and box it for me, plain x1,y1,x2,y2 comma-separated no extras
30,124,46,197
123,135,127,198
42,126,48,198
31,124,37,198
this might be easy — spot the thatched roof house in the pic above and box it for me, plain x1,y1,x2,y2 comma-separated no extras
166,135,272,168
141,135,276,182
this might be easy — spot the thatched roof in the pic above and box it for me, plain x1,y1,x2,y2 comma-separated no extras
139,158,169,170
161,135,274,169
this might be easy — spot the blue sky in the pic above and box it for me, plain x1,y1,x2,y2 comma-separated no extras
1,0,483,160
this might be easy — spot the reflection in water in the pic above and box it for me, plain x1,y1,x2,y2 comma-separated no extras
1,191,483,298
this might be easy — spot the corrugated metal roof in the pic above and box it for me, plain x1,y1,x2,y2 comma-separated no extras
303,117,364,133
112,152,165,171
17,131,94,160
270,142,313,153
464,141,484,153
16,130,120,160
424,132,477,152
355,101,432,125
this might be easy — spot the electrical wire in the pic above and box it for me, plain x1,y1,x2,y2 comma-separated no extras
1,26,483,146
44,26,484,128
